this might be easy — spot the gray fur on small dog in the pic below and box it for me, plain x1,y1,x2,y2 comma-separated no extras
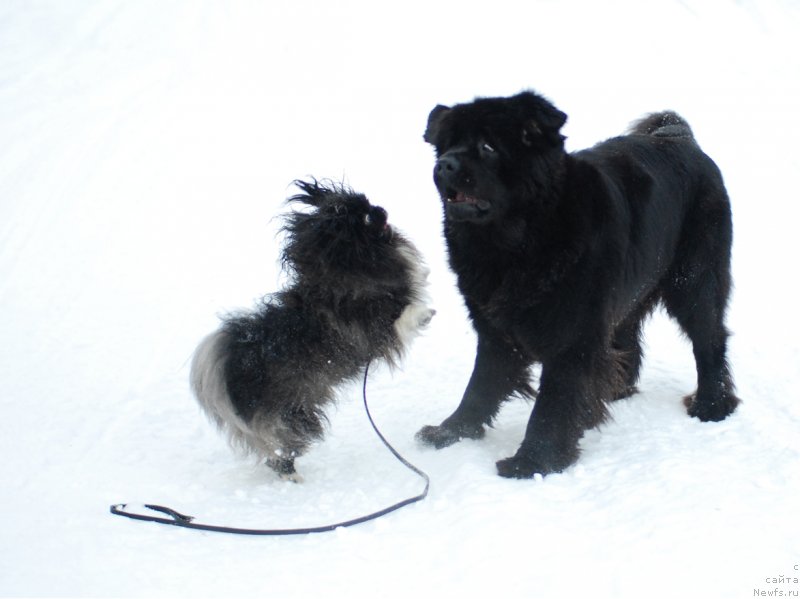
190,180,433,480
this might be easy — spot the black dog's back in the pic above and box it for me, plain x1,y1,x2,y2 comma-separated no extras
628,110,695,138
578,114,737,417
539,112,731,345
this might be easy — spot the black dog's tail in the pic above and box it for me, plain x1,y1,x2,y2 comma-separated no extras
628,111,695,140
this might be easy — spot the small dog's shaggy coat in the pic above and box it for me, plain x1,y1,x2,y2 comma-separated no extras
191,180,433,481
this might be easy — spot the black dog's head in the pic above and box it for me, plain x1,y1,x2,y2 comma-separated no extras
281,179,412,293
423,91,567,224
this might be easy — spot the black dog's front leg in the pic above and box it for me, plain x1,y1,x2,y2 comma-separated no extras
496,351,609,478
416,333,531,449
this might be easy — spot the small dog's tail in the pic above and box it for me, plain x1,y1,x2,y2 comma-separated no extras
190,329,263,456
190,329,238,436
190,326,301,476
628,111,695,140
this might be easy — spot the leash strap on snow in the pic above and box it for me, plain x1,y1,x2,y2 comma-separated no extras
109,361,429,535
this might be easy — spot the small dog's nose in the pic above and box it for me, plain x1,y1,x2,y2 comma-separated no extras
435,155,460,175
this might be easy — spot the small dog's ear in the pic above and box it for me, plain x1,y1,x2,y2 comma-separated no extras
289,179,333,207
423,104,450,145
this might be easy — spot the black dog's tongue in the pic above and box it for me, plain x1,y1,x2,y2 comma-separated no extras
450,192,491,212
450,191,477,204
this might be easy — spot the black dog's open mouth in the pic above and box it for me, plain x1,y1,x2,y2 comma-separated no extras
447,191,473,204
444,190,491,221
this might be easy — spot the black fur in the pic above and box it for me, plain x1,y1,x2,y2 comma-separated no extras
417,91,740,478
191,180,433,480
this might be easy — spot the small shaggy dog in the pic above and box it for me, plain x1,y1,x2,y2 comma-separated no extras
191,180,433,481
416,91,740,478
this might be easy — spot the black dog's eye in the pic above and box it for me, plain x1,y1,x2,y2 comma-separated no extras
364,213,372,226
480,142,496,153
522,130,534,147
522,121,542,147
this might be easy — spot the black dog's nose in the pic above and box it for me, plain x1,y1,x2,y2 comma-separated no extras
435,155,460,175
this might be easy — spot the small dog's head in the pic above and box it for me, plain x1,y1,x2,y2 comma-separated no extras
423,91,567,224
281,179,413,293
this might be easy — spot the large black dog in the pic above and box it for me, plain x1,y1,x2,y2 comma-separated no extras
416,91,740,478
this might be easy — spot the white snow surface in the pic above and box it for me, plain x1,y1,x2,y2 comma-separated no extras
2,1,799,597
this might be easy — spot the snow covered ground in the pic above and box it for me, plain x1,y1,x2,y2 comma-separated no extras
2,1,799,597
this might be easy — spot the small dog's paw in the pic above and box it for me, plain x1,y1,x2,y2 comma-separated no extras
266,455,303,483
419,308,436,328
278,471,304,484
684,392,741,422
394,304,435,345
415,422,484,449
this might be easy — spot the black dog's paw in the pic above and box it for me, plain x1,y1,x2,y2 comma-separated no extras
496,455,540,479
415,422,485,449
496,445,578,479
496,454,558,479
684,392,741,422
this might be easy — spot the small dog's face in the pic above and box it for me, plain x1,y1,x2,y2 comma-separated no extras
313,190,393,242
282,180,407,288
423,92,567,224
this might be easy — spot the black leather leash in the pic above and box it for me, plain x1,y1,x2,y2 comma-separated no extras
109,361,429,535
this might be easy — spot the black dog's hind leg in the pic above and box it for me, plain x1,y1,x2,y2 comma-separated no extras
665,284,740,422
663,193,740,422
416,333,532,449
682,331,739,422
496,347,611,478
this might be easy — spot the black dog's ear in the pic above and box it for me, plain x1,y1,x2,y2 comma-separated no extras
515,91,567,146
423,104,450,145
522,109,568,146
537,104,568,132
536,103,567,146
